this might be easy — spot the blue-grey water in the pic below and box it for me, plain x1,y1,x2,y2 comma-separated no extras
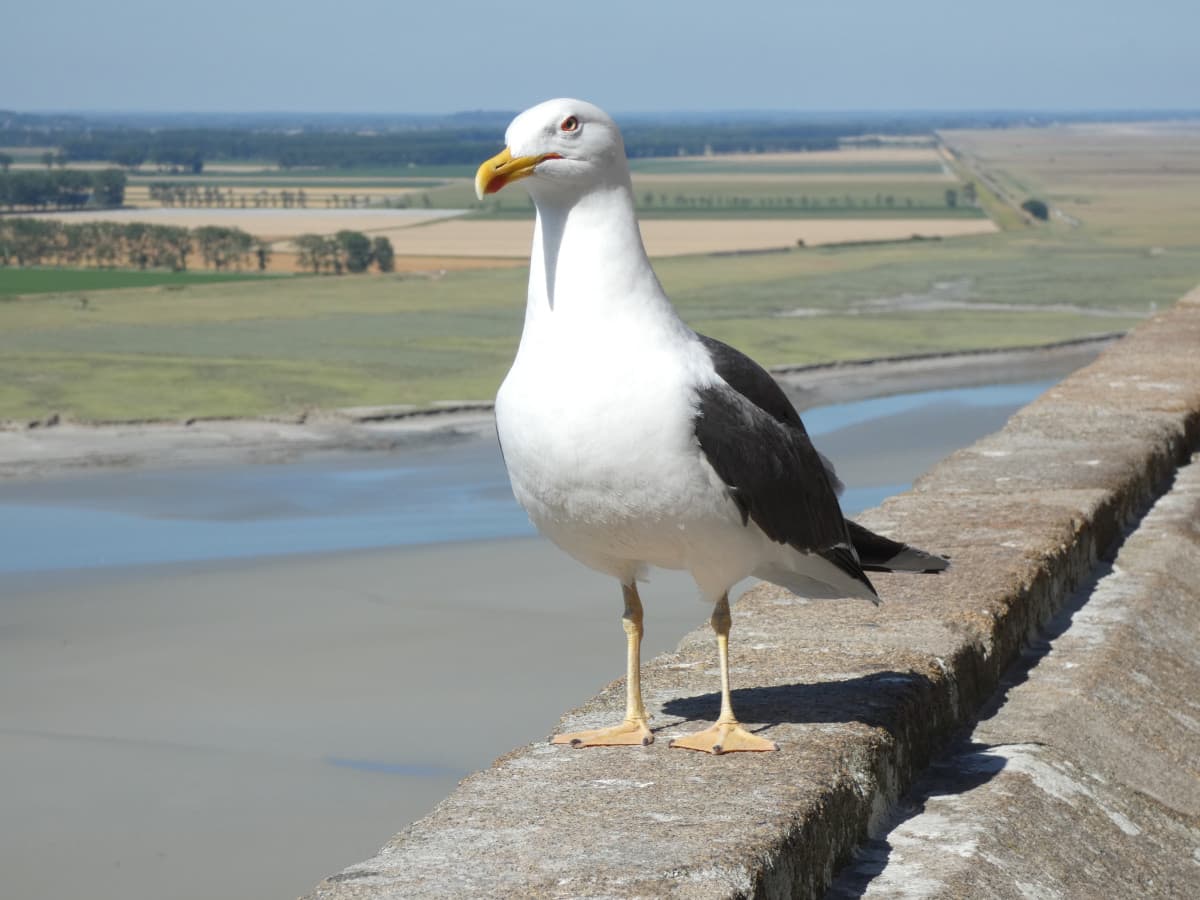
0,376,1065,900
0,380,1052,575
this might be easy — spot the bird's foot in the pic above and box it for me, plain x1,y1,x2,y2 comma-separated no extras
550,718,653,748
668,721,778,755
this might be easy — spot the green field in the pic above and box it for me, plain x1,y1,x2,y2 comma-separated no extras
129,173,447,189
119,150,970,221
472,205,985,221
0,230,1186,422
0,267,280,296
268,164,478,179
3,124,1197,424
423,175,980,219
628,159,945,176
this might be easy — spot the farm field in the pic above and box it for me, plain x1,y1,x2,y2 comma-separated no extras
121,181,440,209
3,123,1197,423
9,143,980,269
113,144,967,217
0,267,275,296
628,146,943,171
1,228,1190,423
17,209,993,269
369,217,997,259
27,207,466,241
942,122,1200,247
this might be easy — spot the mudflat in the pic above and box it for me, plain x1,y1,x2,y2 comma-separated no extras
0,341,1105,900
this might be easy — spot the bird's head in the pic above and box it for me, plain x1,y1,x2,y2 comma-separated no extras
474,99,627,202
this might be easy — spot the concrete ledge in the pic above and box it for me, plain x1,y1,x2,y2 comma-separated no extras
830,452,1200,898
307,289,1200,899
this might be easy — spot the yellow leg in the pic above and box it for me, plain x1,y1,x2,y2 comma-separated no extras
551,583,653,747
669,594,779,755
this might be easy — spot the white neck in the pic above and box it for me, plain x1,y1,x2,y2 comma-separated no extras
522,178,681,333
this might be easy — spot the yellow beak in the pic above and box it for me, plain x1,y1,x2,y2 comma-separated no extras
474,147,558,199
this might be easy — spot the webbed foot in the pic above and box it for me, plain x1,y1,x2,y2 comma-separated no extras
550,718,653,747
668,721,777,754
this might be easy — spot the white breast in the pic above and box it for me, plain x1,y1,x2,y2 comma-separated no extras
495,319,746,581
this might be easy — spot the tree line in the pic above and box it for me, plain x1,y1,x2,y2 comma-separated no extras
0,217,396,275
294,232,394,274
56,128,505,171
149,182,311,208
635,188,974,211
0,169,126,210
146,183,433,210
6,107,1197,173
0,218,260,271
9,121,912,171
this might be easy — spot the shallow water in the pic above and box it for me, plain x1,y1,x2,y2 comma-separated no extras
0,376,1057,900
0,380,1052,575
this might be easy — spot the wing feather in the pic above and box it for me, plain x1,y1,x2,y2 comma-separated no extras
693,334,874,595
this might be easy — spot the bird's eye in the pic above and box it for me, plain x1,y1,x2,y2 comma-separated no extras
560,116,580,133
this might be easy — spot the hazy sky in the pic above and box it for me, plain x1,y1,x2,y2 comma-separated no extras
5,0,1197,114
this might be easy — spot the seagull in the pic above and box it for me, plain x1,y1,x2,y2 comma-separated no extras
475,99,948,754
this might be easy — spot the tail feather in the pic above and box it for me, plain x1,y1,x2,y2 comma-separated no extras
847,520,950,574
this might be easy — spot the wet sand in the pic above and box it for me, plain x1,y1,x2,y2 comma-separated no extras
1,540,710,900
0,341,1110,900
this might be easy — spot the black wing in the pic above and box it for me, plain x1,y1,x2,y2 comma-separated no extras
694,334,874,594
846,520,950,574
697,334,806,430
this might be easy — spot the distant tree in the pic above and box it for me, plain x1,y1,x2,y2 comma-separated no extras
254,239,272,272
371,236,394,273
54,169,91,208
1021,198,1050,221
90,222,122,267
91,169,127,207
42,150,55,169
324,236,342,274
113,146,147,170
4,217,60,265
0,152,12,173
60,224,88,266
158,225,192,271
294,234,326,274
336,230,372,273
194,225,252,270
121,222,152,269
945,188,958,208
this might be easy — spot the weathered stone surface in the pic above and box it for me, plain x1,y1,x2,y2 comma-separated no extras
306,290,1200,900
830,454,1200,899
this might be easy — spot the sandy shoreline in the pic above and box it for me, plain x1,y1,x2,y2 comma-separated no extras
0,335,1118,482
